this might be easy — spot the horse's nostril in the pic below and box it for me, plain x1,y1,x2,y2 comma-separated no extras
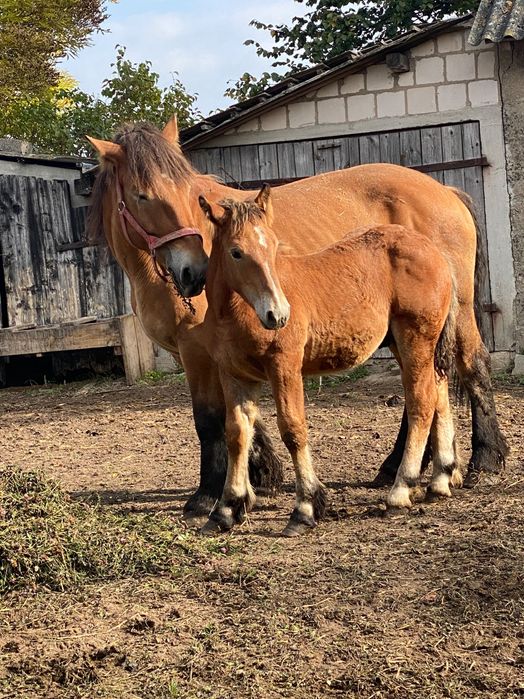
181,267,193,286
266,311,277,327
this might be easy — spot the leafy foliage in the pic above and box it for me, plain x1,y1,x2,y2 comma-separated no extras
0,47,200,157
0,0,110,107
225,0,478,101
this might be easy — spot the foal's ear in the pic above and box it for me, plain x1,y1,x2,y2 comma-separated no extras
162,115,179,145
86,136,124,165
198,195,223,225
255,183,273,223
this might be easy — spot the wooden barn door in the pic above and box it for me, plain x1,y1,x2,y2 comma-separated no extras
0,175,127,328
187,121,494,349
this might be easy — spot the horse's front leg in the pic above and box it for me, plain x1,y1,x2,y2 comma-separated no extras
268,359,327,537
201,373,260,533
181,349,228,519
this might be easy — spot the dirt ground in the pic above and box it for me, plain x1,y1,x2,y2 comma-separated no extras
0,364,523,699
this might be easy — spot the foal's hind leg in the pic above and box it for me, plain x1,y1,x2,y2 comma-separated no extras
428,378,463,499
387,345,438,510
268,360,327,537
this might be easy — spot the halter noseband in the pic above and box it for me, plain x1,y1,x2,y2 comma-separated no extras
114,175,203,313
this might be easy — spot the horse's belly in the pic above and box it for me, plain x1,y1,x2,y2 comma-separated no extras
303,325,386,375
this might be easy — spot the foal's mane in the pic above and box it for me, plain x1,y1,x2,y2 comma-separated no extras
218,199,264,236
86,122,197,244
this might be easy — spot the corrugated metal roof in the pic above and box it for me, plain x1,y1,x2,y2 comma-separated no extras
469,0,524,44
181,15,473,148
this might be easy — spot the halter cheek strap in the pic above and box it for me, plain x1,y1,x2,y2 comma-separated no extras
115,177,203,257
114,175,202,314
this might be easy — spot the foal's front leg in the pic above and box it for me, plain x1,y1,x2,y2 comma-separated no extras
268,360,327,536
202,373,260,533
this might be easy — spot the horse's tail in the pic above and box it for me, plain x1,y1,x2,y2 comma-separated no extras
435,281,458,378
448,186,485,332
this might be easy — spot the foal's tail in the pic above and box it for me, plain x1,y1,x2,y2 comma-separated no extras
435,282,459,378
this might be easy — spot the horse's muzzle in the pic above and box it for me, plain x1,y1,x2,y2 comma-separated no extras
170,263,207,298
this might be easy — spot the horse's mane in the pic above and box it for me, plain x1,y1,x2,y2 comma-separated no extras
86,122,197,244
218,199,263,235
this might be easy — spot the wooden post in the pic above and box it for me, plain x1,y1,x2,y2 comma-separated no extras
118,315,155,384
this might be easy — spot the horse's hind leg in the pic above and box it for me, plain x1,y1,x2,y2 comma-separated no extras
268,360,327,537
455,308,509,487
371,407,432,487
428,378,463,499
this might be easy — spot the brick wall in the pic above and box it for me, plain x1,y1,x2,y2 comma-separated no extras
224,28,498,136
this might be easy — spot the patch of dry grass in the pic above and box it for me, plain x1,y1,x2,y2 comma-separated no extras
0,468,229,593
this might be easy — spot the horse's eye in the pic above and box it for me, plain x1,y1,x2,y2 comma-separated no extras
230,248,243,260
137,192,150,201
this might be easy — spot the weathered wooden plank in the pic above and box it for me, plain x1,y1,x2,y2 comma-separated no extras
186,149,207,173
441,124,465,190
399,129,422,167
420,127,444,183
239,144,260,182
379,131,401,164
82,247,126,318
202,148,223,177
337,137,359,169
358,134,380,164
228,146,243,184
258,143,279,182
220,147,235,183
461,121,493,349
0,318,123,356
313,140,336,174
276,142,297,179
293,141,315,177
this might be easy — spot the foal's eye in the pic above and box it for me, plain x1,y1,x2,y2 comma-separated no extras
230,249,243,260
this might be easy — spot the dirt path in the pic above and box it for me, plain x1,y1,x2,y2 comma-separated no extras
0,367,522,698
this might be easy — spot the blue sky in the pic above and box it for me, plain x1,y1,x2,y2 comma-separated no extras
61,0,306,115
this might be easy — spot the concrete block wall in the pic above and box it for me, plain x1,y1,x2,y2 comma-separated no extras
223,28,499,136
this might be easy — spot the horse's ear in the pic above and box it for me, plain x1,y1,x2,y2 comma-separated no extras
198,195,223,225
163,115,179,144
255,183,273,224
86,136,124,164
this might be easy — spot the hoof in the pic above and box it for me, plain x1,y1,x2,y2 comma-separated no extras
425,488,451,503
182,511,209,529
281,509,317,537
369,469,397,489
183,490,218,518
463,469,481,489
200,517,231,536
383,505,409,519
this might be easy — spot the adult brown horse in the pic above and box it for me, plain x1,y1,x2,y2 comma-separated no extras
86,118,506,514
198,189,462,535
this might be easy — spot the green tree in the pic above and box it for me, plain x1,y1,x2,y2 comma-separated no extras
225,0,478,101
0,47,200,157
0,0,111,108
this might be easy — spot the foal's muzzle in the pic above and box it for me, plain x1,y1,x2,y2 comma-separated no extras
262,309,289,330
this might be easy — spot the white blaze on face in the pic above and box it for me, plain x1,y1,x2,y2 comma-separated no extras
254,225,267,248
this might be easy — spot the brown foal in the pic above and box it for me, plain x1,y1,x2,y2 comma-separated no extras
199,187,462,535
